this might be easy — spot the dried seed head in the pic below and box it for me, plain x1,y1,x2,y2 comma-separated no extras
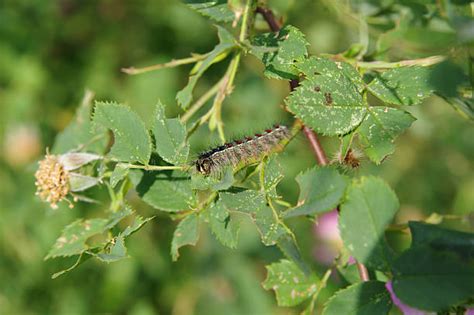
35,153,72,209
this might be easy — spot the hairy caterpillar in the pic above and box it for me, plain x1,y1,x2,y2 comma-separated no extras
195,124,292,176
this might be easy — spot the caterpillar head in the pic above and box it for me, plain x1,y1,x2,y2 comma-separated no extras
195,157,214,176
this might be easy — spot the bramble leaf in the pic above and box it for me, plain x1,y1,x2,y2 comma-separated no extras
171,213,200,261
220,190,285,245
322,281,392,315
176,25,236,109
392,245,474,311
153,102,189,165
368,66,435,106
129,170,195,212
46,206,133,259
262,260,318,307
339,176,399,271
283,167,348,218
409,221,474,260
357,107,415,164
208,201,241,248
251,25,308,80
184,0,234,22
93,101,151,164
286,57,367,135
110,163,129,188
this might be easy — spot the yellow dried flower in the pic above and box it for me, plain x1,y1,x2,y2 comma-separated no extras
35,153,72,209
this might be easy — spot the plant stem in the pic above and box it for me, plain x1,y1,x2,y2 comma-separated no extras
210,0,253,143
257,5,371,282
357,55,445,69
121,53,209,75
119,163,186,171
180,75,227,123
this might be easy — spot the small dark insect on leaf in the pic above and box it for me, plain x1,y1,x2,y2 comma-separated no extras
314,86,321,92
324,92,333,106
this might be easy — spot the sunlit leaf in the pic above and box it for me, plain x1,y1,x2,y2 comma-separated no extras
93,101,151,164
286,57,367,135
283,167,348,218
262,260,318,307
339,176,399,271
171,213,200,261
357,107,415,164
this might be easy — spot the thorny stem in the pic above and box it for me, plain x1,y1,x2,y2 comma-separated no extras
257,5,371,282
121,53,209,75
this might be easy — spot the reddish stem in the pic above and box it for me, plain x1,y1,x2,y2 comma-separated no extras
257,6,369,282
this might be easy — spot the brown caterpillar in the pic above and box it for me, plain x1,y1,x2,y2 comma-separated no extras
195,125,292,176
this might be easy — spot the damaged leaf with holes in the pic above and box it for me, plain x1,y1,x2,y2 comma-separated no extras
263,260,319,307
251,25,308,80
286,57,367,135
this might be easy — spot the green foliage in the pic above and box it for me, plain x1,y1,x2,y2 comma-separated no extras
357,107,416,163
322,281,392,315
176,25,236,109
262,260,319,307
368,66,435,106
184,0,235,22
5,0,472,313
153,102,189,165
251,25,308,80
339,176,399,271
283,167,348,218
286,57,367,135
93,102,151,164
220,190,286,246
129,170,196,212
171,213,200,261
207,201,241,249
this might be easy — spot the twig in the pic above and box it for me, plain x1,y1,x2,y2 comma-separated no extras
121,53,209,75
357,55,445,69
257,5,370,282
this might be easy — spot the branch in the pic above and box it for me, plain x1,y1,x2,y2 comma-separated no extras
257,5,370,282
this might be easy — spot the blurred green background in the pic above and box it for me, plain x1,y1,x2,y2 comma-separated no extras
0,0,472,314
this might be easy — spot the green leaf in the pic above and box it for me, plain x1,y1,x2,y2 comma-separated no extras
110,163,129,188
283,167,348,218
276,233,311,276
176,26,236,109
357,107,415,164
129,170,196,212
392,245,474,311
184,0,234,22
368,66,435,106
220,190,286,245
322,281,392,315
45,218,108,259
286,57,367,135
94,236,128,263
263,156,284,197
339,176,399,271
93,101,151,164
171,213,200,261
262,260,318,307
191,167,234,191
120,215,154,238
153,102,189,165
53,90,107,154
208,201,241,248
250,25,308,80
409,221,474,261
